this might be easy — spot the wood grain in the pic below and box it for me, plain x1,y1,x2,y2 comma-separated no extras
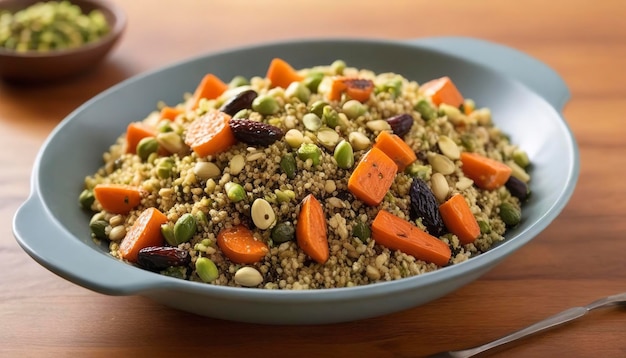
1,1,625,357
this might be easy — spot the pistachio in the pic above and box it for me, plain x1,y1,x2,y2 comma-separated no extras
302,113,322,131
352,221,371,243
78,189,94,210
280,153,297,179
252,94,280,115
251,198,275,230
296,143,322,166
317,128,340,149
333,140,354,169
271,221,295,244
342,100,366,119
285,81,311,103
196,257,219,283
173,213,197,244
225,182,246,203
136,137,159,161
499,202,521,226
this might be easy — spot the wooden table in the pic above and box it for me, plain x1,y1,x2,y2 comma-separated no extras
2,1,625,357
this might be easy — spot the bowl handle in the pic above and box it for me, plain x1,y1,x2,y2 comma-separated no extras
13,194,156,295
408,36,570,111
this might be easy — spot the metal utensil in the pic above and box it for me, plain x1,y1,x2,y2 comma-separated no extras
430,292,626,357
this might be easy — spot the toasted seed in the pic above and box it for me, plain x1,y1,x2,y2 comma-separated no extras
348,131,371,151
431,173,449,203
196,257,219,283
109,214,124,227
437,135,460,160
366,119,391,132
285,129,304,148
251,198,275,230
229,154,245,175
428,153,456,175
156,132,184,154
109,225,126,241
234,266,264,287
455,177,474,191
194,162,221,180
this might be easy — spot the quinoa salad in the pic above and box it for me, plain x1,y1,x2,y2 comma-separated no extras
79,59,532,290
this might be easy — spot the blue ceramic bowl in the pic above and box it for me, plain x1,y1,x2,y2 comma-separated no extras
13,37,578,324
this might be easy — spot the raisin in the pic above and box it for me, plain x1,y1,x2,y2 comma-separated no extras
505,175,530,201
409,178,446,237
385,113,414,137
137,246,191,271
229,119,284,146
218,89,258,116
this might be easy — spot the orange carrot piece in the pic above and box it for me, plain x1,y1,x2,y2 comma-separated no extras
217,225,269,264
119,207,168,263
348,147,398,206
327,77,374,103
187,73,228,110
460,152,512,190
125,122,156,155
93,184,143,214
160,106,183,121
184,111,237,157
373,130,417,172
296,194,329,264
371,209,451,266
420,76,464,108
266,58,304,89
439,194,480,245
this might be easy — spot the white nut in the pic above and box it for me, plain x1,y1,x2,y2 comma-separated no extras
455,177,474,191
251,198,275,230
437,135,460,160
431,172,449,203
108,225,126,241
348,131,371,151
366,119,391,132
234,266,264,287
285,129,304,148
428,153,456,175
229,154,245,175
194,162,221,180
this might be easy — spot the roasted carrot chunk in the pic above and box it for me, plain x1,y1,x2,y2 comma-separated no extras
439,194,480,244
93,184,143,214
160,106,183,121
296,194,329,264
266,58,304,89
371,209,451,266
184,111,237,157
373,130,417,172
327,77,374,103
348,147,398,206
420,76,464,108
187,73,228,110
118,207,168,263
460,152,512,190
125,122,156,155
217,225,269,264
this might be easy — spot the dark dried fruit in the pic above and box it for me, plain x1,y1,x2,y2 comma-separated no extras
137,246,191,271
229,119,284,146
505,175,530,201
385,113,414,137
409,178,446,237
219,89,258,116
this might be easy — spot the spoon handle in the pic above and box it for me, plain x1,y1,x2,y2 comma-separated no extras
456,306,588,357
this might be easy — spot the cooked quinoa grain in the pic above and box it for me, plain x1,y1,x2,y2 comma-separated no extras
80,60,531,289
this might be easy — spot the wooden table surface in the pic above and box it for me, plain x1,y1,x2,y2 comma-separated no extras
2,1,625,357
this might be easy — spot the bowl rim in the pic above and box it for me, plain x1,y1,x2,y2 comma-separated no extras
0,0,127,58
15,37,580,302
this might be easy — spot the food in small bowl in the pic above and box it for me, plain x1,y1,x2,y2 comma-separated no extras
0,0,125,82
13,38,578,324
80,58,532,290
